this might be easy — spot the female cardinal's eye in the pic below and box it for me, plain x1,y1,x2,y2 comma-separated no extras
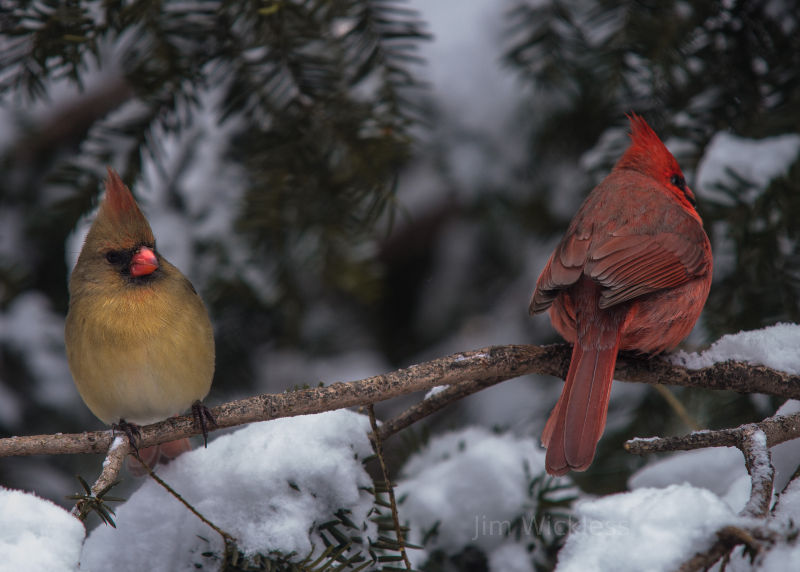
670,174,687,191
105,251,123,265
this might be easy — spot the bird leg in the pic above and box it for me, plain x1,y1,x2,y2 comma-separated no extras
192,401,216,447
112,419,142,453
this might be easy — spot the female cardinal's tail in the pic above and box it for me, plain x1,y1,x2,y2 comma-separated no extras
127,438,193,477
542,312,623,476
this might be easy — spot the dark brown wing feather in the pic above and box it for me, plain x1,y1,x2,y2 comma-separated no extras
586,226,709,308
529,230,590,314
531,215,708,314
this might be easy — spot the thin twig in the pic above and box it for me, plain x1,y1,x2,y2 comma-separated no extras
70,435,130,520
625,412,800,456
368,405,412,570
677,526,768,572
92,436,129,497
652,384,701,431
377,376,505,441
132,450,236,549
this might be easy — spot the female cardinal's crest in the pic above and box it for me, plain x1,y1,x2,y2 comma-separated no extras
97,168,155,245
103,168,144,220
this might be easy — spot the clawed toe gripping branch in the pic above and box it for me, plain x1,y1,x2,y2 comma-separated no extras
3,342,800,565
111,419,141,453
192,400,217,447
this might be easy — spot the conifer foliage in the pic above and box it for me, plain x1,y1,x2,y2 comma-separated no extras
505,0,800,339
0,0,429,406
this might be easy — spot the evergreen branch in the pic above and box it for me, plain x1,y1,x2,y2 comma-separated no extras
367,405,412,570
0,0,98,96
69,435,129,521
2,0,428,247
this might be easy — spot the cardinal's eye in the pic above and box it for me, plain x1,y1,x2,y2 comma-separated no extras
670,174,687,191
105,251,124,265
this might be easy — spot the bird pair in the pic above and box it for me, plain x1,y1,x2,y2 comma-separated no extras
65,115,712,476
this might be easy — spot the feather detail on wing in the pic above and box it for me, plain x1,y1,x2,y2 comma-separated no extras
529,230,591,314
530,222,709,314
586,228,709,308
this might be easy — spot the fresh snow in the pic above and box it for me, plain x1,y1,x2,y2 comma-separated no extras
629,446,750,512
555,484,737,572
696,132,800,205
673,322,800,373
0,488,84,572
396,426,573,569
80,410,376,571
424,384,449,400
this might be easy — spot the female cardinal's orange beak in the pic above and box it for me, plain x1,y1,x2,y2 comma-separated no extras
130,247,159,277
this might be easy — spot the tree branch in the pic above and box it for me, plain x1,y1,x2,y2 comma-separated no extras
677,525,775,572
3,343,800,459
739,428,774,519
376,376,506,441
1,344,568,458
625,412,800,455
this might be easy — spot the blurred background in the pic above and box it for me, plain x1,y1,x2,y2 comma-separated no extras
1,0,799,507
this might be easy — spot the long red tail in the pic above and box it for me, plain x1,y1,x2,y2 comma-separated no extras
542,303,624,475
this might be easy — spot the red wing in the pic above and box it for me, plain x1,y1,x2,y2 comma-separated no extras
531,222,709,313
530,230,591,314
586,229,709,309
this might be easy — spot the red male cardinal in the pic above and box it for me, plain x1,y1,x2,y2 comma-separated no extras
530,115,712,476
65,168,215,470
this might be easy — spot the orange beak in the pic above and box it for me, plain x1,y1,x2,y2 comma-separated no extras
130,246,159,277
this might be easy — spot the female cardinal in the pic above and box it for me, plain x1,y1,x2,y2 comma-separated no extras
65,168,215,466
530,115,712,476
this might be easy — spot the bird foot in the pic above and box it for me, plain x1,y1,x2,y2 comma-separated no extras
112,419,142,453
192,401,216,448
